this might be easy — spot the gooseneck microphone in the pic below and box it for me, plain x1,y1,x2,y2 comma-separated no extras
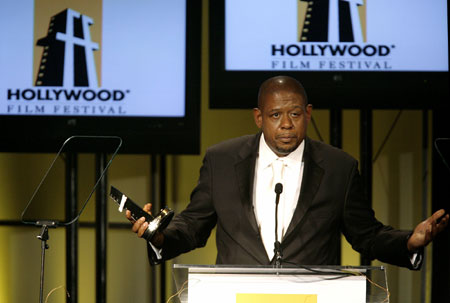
274,183,283,267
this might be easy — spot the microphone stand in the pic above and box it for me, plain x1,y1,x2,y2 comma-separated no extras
274,183,283,268
36,220,58,303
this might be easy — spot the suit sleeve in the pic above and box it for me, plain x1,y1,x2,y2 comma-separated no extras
149,150,218,262
342,161,420,269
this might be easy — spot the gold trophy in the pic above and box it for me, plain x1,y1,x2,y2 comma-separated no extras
110,186,174,241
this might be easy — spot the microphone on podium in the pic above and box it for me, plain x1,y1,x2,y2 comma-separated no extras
274,183,283,267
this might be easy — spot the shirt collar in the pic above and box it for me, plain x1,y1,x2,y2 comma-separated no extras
258,134,305,169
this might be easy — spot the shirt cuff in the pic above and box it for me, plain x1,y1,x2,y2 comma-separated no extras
149,241,163,260
409,251,423,269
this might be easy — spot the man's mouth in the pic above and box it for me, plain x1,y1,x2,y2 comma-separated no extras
277,134,296,143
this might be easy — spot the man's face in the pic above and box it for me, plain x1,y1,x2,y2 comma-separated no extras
253,90,312,157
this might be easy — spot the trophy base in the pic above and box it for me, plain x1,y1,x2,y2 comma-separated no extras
142,206,174,241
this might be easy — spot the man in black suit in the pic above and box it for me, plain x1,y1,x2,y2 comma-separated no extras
128,76,448,268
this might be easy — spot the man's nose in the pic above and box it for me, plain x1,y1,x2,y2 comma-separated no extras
280,114,293,129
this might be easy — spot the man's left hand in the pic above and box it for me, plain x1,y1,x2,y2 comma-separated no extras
407,209,449,252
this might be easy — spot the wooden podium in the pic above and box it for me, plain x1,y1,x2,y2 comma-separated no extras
172,265,389,303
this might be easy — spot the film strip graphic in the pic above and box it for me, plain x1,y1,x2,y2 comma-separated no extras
299,0,365,43
35,9,99,87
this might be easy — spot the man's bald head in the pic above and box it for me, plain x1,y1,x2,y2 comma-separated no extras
257,76,308,109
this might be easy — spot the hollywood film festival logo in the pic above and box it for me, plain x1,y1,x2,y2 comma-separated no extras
7,8,127,115
271,0,393,70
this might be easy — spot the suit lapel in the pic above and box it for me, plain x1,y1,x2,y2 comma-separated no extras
283,138,324,243
234,133,270,263
235,154,258,234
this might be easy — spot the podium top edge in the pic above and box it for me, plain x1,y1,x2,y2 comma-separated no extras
173,264,385,274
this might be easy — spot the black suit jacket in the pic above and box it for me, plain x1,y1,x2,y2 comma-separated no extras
155,134,414,268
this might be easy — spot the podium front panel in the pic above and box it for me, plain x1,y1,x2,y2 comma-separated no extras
172,265,389,303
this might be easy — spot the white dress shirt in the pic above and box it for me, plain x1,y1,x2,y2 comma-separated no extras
253,135,305,261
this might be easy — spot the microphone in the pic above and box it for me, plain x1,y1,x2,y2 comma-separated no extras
274,183,283,267
275,183,283,195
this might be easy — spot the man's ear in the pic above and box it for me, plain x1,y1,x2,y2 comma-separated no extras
305,104,313,123
253,108,262,128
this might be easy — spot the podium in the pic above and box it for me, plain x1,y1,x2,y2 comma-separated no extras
172,264,389,303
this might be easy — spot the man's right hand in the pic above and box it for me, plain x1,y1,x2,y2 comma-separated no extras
126,203,164,248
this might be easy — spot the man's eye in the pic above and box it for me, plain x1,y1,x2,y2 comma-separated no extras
272,113,280,118
291,112,301,117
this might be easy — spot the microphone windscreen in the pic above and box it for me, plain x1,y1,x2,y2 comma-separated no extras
274,183,283,194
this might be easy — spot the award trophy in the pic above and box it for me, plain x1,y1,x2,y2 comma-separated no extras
109,186,174,242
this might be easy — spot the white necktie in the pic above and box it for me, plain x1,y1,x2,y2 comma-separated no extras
271,158,284,189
